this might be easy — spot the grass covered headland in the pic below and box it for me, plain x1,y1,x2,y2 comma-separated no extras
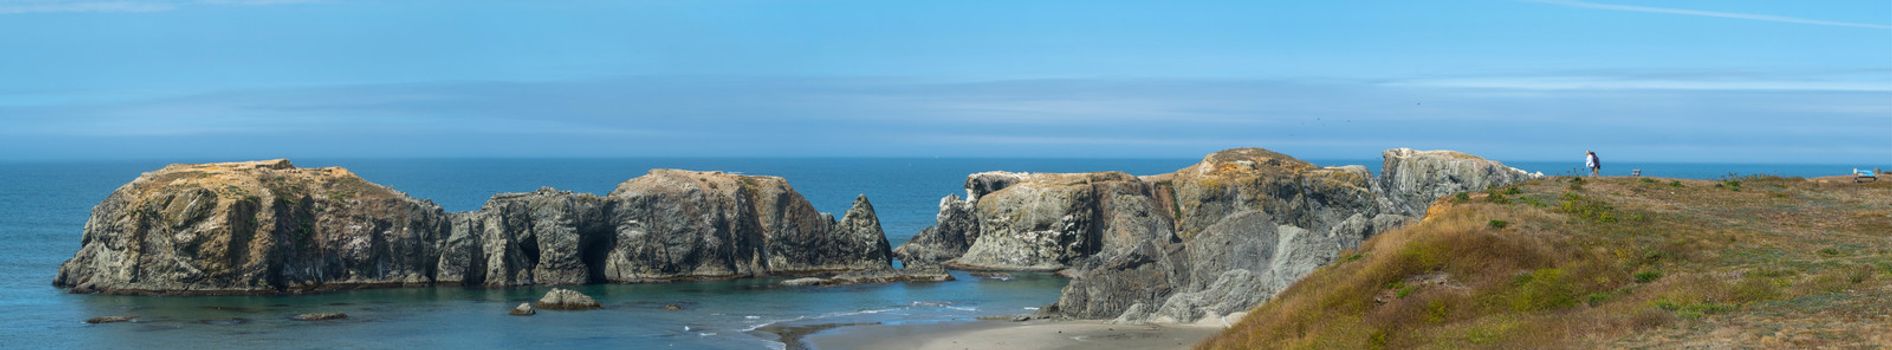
1199,176,1892,349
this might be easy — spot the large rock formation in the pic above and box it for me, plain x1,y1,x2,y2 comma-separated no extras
890,194,979,267
1379,148,1539,215
895,172,1172,272
894,147,1537,322
436,188,611,287
54,161,899,295
53,160,447,294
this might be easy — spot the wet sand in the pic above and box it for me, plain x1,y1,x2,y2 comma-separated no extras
803,319,1222,350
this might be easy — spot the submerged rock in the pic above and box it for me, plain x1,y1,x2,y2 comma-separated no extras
971,272,1013,281
292,312,347,321
85,316,135,324
780,277,827,287
197,318,250,325
54,163,904,294
510,303,536,316
777,266,955,287
536,288,601,310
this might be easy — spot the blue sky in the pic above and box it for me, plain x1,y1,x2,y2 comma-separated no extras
0,0,1887,163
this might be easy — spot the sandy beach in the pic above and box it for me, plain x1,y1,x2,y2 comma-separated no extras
801,319,1223,350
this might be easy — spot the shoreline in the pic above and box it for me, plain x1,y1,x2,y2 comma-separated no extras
794,319,1224,350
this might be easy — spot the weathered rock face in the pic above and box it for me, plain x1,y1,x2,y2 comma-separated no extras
1380,148,1538,215
768,195,893,273
890,194,979,267
929,172,1173,271
55,163,900,295
950,172,1108,271
1055,240,1191,320
599,170,891,281
510,302,536,316
435,188,611,288
536,288,601,310
896,147,1536,323
53,160,448,294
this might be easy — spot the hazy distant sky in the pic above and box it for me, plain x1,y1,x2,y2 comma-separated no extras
1,0,1887,163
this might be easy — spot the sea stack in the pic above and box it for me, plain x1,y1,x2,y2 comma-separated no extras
53,161,901,295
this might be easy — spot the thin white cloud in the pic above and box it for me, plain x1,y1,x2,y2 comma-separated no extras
1528,0,1892,30
0,0,313,14
0,1,171,14
197,0,318,5
1390,76,1892,92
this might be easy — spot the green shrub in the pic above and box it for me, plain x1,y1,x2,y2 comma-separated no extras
1668,180,1683,188
1585,292,1613,306
1729,275,1781,303
1488,220,1509,229
1425,300,1450,323
1485,191,1511,204
1509,268,1579,312
1557,193,1618,223
1520,196,1549,208
1454,192,1471,203
1634,270,1662,283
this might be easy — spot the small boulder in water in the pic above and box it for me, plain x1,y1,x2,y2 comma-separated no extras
198,318,250,325
510,303,536,316
663,303,685,311
85,316,135,324
972,272,1014,281
536,288,601,310
781,277,827,287
291,312,347,321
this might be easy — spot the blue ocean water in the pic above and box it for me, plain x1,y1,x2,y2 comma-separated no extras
0,158,1863,349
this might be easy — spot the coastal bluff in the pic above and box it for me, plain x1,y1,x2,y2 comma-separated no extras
893,147,1538,322
53,160,895,295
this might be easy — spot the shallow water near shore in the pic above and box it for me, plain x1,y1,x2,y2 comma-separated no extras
0,158,1856,349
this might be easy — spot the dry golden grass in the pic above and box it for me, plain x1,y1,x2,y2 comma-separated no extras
1197,176,1892,349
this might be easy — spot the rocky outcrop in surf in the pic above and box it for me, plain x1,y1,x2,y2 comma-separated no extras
894,147,1537,322
53,160,898,295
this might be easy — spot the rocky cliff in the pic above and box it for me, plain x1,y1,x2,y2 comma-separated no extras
893,147,1537,322
54,161,897,294
1379,148,1539,215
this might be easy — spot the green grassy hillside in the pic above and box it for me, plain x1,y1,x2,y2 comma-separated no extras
1199,176,1892,349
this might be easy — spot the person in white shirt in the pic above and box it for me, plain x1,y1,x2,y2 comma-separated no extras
1585,151,1601,177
